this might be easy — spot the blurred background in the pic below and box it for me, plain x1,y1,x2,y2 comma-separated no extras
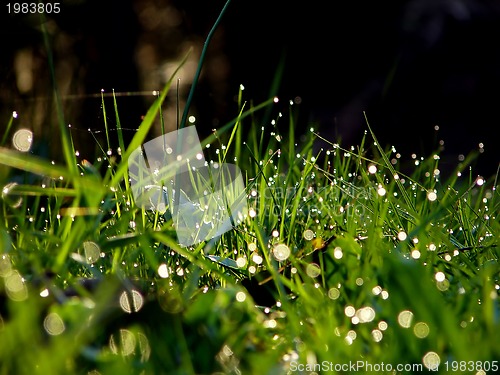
1,0,499,177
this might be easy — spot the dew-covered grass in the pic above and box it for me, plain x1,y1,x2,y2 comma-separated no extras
0,78,498,374
1,5,499,373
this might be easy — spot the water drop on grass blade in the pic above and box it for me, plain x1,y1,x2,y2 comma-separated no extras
12,129,33,152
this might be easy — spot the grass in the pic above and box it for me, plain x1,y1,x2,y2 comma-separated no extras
1,5,499,374
0,80,498,374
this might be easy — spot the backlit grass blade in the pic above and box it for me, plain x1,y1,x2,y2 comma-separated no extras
1,113,16,147
0,147,73,181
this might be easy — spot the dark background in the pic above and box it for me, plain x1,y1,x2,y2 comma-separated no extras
1,0,499,178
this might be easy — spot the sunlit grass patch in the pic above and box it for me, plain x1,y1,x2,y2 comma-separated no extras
2,80,498,374
1,2,499,371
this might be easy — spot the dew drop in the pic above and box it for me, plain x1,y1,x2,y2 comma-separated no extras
236,257,247,268
372,329,383,342
377,187,386,196
368,164,377,174
398,310,413,328
378,321,388,330
119,290,144,313
356,306,376,323
306,263,321,278
109,329,136,357
2,182,23,208
158,264,170,278
344,305,356,317
0,255,12,277
333,247,343,259
252,253,263,265
44,313,65,335
328,287,340,300
83,241,100,264
4,270,28,301
303,229,314,241
273,244,290,261
236,291,246,302
12,128,32,151
414,322,430,338
423,351,440,371
435,271,445,282
427,191,437,201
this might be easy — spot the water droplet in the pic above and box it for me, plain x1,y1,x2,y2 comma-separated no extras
397,231,407,241
398,310,413,328
328,288,340,300
414,322,429,338
0,255,12,277
423,351,440,371
252,253,263,265
273,244,290,261
43,313,65,335
12,129,33,152
435,271,445,282
2,182,22,208
378,321,388,331
356,306,376,323
371,329,383,342
249,208,257,218
109,329,136,356
236,257,247,268
411,249,421,259
236,291,246,302
306,263,321,278
119,290,144,313
158,264,170,278
4,270,28,301
344,305,356,317
368,164,377,174
333,247,343,259
377,186,386,196
83,241,100,264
